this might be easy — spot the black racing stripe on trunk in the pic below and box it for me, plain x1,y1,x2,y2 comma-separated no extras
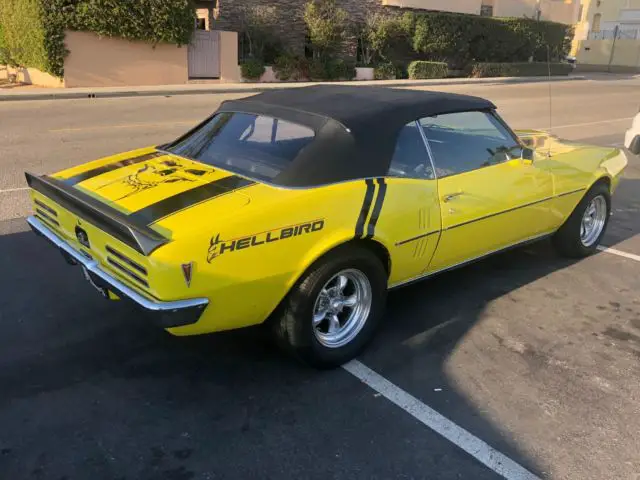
63,152,161,186
128,175,255,225
355,179,375,238
366,178,387,239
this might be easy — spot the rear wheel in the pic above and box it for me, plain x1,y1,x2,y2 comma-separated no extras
553,183,610,258
270,245,387,369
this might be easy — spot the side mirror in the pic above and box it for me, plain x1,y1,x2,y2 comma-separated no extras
522,147,534,162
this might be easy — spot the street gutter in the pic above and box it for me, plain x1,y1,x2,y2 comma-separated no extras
0,75,586,102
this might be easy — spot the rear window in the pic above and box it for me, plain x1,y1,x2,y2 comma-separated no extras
167,112,315,181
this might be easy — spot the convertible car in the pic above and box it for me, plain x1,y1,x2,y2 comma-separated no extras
25,85,629,368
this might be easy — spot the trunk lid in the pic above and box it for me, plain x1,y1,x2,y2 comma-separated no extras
53,148,250,215
28,148,256,296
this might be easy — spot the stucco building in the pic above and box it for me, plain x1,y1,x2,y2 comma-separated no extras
572,0,640,71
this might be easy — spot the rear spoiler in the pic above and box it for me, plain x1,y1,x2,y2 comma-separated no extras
25,172,170,256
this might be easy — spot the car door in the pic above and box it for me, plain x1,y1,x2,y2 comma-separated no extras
421,110,556,273
375,121,442,286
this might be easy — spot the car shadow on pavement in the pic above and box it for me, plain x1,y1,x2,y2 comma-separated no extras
0,175,638,480
603,175,640,249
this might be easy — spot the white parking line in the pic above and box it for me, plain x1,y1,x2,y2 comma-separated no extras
343,360,540,480
597,246,640,262
535,117,633,131
0,187,29,194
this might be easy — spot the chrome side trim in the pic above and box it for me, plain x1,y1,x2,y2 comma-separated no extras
556,187,586,198
444,195,555,231
441,187,587,232
389,230,555,289
395,230,440,246
26,216,208,313
415,120,439,181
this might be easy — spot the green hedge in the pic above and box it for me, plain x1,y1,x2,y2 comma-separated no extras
411,12,572,68
407,61,448,79
0,0,49,72
0,0,195,78
240,59,266,81
374,62,396,80
308,58,355,81
71,0,195,45
0,23,7,64
273,54,309,81
272,55,355,81
470,62,573,77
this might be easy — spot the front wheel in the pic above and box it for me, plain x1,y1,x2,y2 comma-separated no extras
553,182,611,258
269,245,388,369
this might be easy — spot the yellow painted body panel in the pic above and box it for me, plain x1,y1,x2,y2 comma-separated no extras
30,129,628,337
430,158,555,271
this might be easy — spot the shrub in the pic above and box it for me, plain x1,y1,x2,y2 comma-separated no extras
327,58,355,80
374,62,396,80
407,61,448,79
308,58,355,81
307,58,327,81
240,59,266,81
273,54,308,81
470,62,573,78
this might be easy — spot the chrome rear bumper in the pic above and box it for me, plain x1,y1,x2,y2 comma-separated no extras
27,216,208,328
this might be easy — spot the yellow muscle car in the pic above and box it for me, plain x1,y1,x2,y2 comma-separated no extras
25,86,628,368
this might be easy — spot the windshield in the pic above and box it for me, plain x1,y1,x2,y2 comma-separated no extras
167,112,316,182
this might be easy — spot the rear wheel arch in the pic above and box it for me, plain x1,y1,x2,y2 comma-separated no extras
344,239,391,277
298,238,391,284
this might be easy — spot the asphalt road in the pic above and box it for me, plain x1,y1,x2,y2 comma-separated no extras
1,77,640,480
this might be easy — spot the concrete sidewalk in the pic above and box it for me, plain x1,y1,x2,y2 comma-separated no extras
0,75,586,102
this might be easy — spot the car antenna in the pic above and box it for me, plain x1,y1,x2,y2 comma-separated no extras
546,44,553,158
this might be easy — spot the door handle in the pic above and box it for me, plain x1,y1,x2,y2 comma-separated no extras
442,192,464,202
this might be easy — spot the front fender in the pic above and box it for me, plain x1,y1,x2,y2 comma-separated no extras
597,148,629,194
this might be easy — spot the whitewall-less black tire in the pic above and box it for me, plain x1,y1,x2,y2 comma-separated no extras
553,182,611,258
269,244,388,369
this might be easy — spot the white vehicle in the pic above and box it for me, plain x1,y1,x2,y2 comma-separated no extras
625,111,640,155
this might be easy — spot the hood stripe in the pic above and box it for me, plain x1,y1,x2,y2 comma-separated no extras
128,175,255,225
63,152,162,186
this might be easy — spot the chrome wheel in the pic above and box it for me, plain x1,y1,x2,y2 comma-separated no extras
580,194,607,247
312,269,372,349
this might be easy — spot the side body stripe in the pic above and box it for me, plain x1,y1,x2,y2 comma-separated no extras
366,178,387,239
355,179,375,237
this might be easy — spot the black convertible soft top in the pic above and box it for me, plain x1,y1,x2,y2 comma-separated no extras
216,85,496,187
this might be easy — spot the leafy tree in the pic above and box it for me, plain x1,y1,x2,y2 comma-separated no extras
356,12,413,65
303,0,348,59
237,5,281,62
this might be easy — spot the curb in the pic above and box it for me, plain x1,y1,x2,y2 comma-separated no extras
0,75,586,102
